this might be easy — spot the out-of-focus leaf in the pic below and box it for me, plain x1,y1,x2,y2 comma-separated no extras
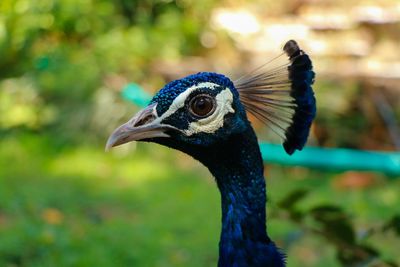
383,260,399,267
277,189,308,222
278,189,308,210
310,204,355,244
337,244,379,266
382,215,400,236
310,204,342,214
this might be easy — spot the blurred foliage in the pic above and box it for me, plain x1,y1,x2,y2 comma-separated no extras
1,136,399,266
0,0,399,267
0,0,217,143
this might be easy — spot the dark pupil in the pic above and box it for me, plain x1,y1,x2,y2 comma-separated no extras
192,96,213,116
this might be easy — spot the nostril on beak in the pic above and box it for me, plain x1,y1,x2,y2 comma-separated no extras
134,115,155,127
129,103,159,128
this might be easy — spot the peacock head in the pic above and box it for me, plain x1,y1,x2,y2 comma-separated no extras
105,72,249,152
106,40,316,155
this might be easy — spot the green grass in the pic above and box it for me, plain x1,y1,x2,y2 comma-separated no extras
0,133,399,266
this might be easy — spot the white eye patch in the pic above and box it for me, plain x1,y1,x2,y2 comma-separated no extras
159,82,235,136
184,89,234,135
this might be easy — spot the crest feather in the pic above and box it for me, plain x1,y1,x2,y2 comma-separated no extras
234,40,316,155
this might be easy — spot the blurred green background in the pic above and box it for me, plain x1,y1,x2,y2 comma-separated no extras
0,0,399,266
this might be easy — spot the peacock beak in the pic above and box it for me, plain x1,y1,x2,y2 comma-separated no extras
105,103,177,151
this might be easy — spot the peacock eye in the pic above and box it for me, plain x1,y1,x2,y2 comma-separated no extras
189,94,216,118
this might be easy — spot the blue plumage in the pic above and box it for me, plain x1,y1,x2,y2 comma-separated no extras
106,40,316,267
151,72,237,115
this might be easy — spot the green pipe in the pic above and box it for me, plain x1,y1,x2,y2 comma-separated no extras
122,83,152,108
260,143,400,176
122,83,400,175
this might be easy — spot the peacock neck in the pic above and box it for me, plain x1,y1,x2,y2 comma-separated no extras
158,124,285,266
198,126,285,267
204,127,268,238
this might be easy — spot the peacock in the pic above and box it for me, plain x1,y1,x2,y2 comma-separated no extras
106,40,316,267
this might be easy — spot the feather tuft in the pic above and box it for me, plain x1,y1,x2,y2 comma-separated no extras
235,40,316,155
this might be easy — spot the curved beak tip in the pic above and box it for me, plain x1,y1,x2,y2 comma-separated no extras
105,123,128,151
104,103,176,152
104,130,122,151
105,139,114,152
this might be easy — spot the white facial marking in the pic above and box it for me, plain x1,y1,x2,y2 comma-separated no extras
184,88,234,135
159,82,219,121
158,81,235,136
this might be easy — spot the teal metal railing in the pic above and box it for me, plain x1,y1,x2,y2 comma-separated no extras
121,83,400,176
